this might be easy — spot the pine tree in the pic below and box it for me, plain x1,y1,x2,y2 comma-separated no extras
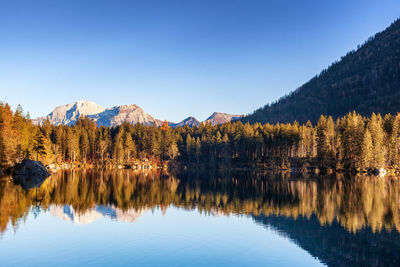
195,137,201,165
316,115,328,168
338,112,364,170
113,136,124,164
79,131,90,162
0,135,7,167
186,134,193,163
123,132,136,162
96,131,108,163
368,113,385,168
168,140,179,160
66,128,80,163
390,114,400,166
222,133,230,167
32,131,46,161
150,134,161,159
361,129,373,169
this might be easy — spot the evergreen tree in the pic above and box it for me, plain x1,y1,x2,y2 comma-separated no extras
368,113,385,168
32,131,46,161
361,129,373,169
186,134,193,163
195,137,201,165
79,132,90,162
168,140,179,160
123,132,136,162
316,115,328,168
222,133,230,167
389,114,400,166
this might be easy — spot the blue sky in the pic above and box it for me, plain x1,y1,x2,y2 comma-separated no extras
1,0,399,122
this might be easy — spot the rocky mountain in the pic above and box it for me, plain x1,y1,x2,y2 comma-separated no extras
243,18,400,124
34,101,242,128
32,100,105,126
33,101,161,127
204,112,243,126
170,116,200,128
87,104,160,127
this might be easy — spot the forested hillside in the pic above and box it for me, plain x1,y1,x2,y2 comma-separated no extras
243,18,400,124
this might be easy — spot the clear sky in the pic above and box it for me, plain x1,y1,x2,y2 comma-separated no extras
1,0,399,122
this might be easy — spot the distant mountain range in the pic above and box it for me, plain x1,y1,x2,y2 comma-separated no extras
243,18,400,124
33,100,243,127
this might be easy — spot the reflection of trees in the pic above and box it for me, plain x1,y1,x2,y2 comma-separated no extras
1,170,400,234
253,214,400,267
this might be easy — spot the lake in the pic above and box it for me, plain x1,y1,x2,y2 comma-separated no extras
1,170,399,266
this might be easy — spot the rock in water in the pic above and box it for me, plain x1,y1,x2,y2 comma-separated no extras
12,159,51,190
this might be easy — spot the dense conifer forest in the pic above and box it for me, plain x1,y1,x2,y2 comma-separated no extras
2,102,400,172
243,18,400,124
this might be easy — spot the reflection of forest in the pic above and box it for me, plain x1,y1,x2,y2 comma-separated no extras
254,215,400,267
1,170,400,235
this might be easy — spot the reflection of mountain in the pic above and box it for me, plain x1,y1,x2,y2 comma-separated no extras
253,214,400,267
49,205,102,224
49,205,148,224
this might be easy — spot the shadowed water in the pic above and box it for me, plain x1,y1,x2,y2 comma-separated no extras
0,170,399,266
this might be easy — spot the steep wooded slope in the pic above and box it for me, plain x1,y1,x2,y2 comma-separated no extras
243,19,400,124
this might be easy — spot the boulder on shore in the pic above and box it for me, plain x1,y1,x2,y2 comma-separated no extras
12,159,51,190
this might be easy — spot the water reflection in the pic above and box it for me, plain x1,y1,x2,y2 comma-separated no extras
49,204,148,224
1,170,400,233
1,170,400,265
254,214,400,267
12,171,49,190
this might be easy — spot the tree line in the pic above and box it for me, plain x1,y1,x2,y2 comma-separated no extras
1,102,400,171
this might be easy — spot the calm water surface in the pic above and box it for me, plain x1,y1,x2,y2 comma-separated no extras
1,170,399,266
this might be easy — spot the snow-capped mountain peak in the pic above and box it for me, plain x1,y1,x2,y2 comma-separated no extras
33,100,105,126
88,104,158,127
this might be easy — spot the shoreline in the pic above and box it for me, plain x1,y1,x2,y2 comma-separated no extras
1,159,399,178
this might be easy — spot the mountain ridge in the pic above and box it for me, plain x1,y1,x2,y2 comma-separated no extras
33,101,243,128
87,104,160,127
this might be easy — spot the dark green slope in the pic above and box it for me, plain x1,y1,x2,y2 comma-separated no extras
253,215,400,267
243,19,400,124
